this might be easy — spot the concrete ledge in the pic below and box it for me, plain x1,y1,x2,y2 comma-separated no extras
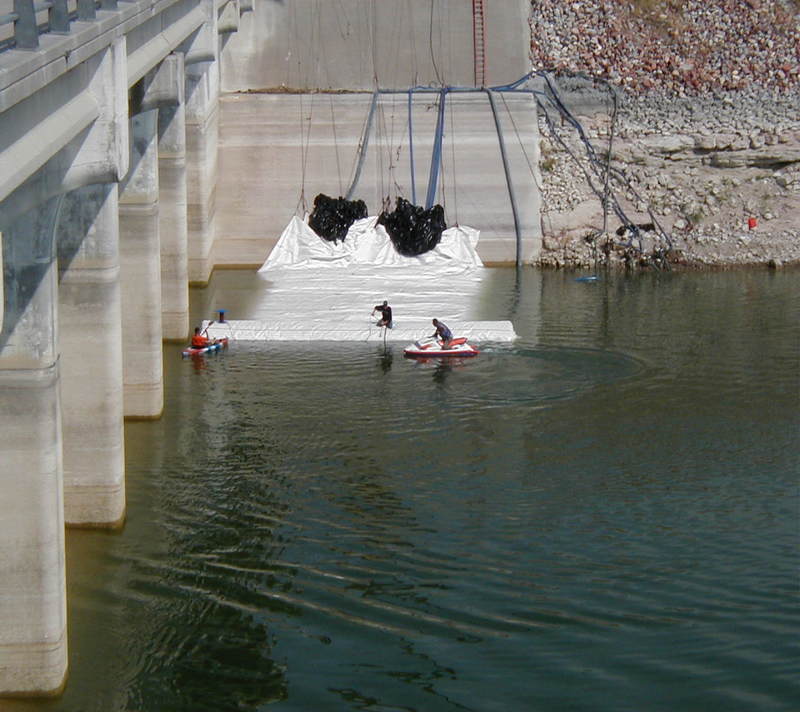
0,363,58,386
162,312,189,339
0,634,67,698
123,383,164,419
57,264,121,284
64,482,126,529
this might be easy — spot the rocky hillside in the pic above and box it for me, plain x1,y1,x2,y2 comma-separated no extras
529,0,800,268
531,0,799,96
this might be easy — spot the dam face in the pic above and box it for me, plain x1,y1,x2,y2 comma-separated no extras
215,0,541,267
214,90,542,267
219,0,531,91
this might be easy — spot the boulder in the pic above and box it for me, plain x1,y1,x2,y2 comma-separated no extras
709,147,800,168
693,134,717,151
641,134,695,154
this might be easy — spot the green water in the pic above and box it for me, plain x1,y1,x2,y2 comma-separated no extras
7,268,799,712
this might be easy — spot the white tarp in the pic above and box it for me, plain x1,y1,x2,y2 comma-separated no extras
206,319,516,343
258,216,484,272
205,217,517,342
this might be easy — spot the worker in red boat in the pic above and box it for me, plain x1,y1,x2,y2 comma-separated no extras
431,318,452,348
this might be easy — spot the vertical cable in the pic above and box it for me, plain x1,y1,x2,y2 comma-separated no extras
408,90,417,205
346,92,379,201
448,95,458,224
329,96,343,195
486,89,522,266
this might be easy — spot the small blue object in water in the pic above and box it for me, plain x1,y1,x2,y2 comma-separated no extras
576,275,599,283
218,309,227,322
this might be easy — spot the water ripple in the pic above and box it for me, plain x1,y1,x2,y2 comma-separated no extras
35,270,799,712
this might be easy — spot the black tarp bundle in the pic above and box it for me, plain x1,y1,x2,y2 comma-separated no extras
377,198,447,256
308,194,368,242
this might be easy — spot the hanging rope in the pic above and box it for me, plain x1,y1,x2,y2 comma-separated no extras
534,71,672,260
311,0,323,88
601,86,618,246
447,94,458,224
370,0,380,89
375,95,386,201
408,89,417,205
388,0,406,94
331,0,352,45
499,91,541,191
408,0,419,86
387,92,406,201
486,89,522,266
294,92,315,216
345,92,379,201
329,95,343,195
537,95,650,259
376,91,400,203
428,0,443,86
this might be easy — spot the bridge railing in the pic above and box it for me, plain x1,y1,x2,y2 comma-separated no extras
0,0,125,52
1,0,241,53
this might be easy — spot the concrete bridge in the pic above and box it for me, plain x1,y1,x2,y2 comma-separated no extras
0,0,534,696
0,0,245,694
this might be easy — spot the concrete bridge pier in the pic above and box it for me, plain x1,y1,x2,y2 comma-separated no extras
184,4,221,285
57,184,126,527
119,111,164,419
134,54,191,341
0,201,67,696
185,64,220,285
157,59,190,340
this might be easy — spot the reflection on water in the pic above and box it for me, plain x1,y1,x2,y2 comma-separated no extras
7,268,799,712
377,347,393,374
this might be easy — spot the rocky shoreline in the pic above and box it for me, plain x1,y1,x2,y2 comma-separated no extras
529,0,800,269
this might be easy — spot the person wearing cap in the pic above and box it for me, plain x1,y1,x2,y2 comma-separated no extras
372,300,393,328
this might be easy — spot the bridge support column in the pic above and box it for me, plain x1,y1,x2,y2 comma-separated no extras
0,202,67,696
119,111,163,418
157,55,190,340
57,184,126,526
185,60,219,284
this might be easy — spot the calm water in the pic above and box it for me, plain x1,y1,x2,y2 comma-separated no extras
7,268,799,712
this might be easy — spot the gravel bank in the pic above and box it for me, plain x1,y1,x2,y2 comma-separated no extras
530,0,799,97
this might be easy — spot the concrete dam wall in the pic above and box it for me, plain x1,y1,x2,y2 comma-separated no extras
219,0,531,91
214,0,541,266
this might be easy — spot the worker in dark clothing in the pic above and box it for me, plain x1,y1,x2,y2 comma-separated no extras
372,300,393,328
431,318,452,348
